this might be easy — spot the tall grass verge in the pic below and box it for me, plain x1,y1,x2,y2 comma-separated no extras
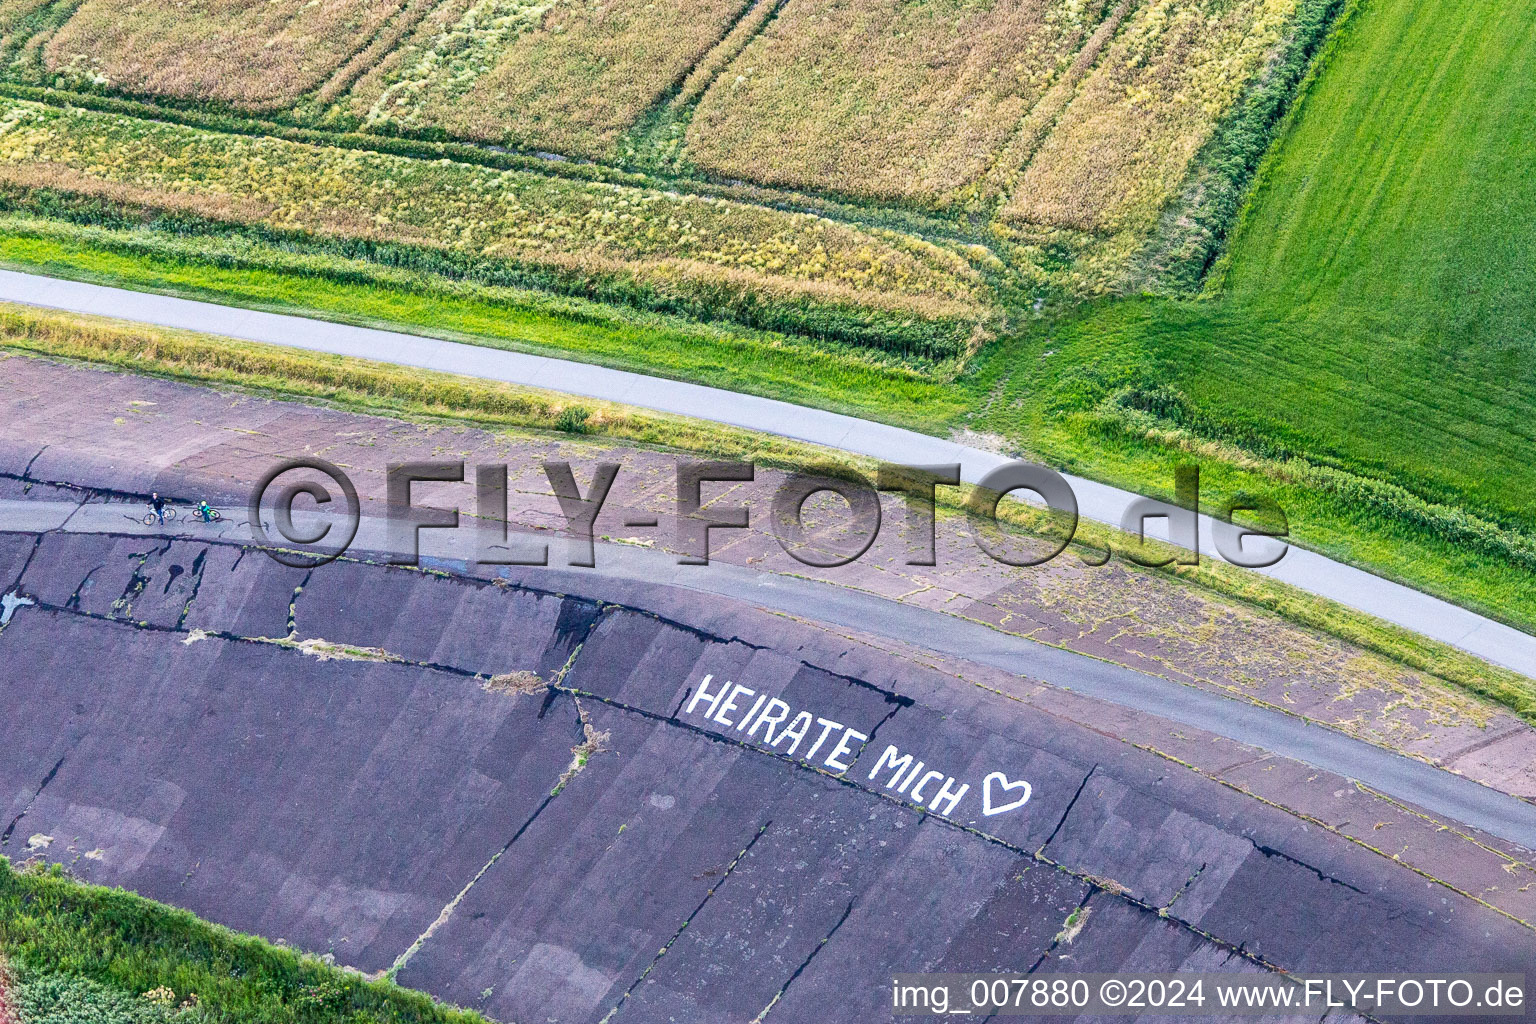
1133,0,1347,292
0,859,490,1023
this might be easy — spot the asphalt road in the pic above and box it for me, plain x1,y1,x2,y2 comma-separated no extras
1,267,1531,675
6,496,1536,852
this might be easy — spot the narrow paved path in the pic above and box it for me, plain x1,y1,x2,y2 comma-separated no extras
5,497,1536,850
1,267,1530,674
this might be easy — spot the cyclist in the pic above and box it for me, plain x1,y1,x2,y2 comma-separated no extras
150,492,166,526
197,500,214,523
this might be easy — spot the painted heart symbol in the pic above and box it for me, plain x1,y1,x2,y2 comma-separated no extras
982,772,1032,816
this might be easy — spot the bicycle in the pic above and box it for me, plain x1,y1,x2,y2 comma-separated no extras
185,504,223,524
142,503,178,526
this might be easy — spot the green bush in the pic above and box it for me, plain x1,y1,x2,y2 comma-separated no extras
555,406,593,434
11,970,178,1024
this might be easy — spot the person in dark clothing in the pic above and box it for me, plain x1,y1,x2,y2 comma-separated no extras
151,492,165,525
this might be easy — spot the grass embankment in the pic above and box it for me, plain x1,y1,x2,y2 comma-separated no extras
975,0,1536,633
5,301,1534,720
0,858,487,1023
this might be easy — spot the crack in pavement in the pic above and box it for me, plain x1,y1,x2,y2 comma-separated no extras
0,754,65,848
1024,888,1096,976
1245,838,1364,894
753,898,856,1022
846,701,906,776
52,492,91,534
174,549,209,631
1040,765,1098,853
386,693,583,981
0,468,187,508
63,563,103,611
283,571,313,638
599,821,772,1024
2,534,42,594
18,445,46,487
111,541,170,619
1162,861,1208,914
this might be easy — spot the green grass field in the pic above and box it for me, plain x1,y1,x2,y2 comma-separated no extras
974,0,1536,624
1213,0,1536,530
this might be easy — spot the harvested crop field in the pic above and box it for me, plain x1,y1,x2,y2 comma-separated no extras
342,0,751,159
42,0,408,109
0,0,1318,231
0,98,990,355
684,0,1116,204
1001,0,1299,233
0,0,1334,322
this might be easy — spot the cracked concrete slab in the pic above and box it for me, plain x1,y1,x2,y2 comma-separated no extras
178,545,306,639
1042,772,1255,908
765,840,1081,1021
298,560,601,678
5,357,1536,1022
610,780,936,1022
4,532,1534,1021
0,610,584,974
396,705,794,1021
